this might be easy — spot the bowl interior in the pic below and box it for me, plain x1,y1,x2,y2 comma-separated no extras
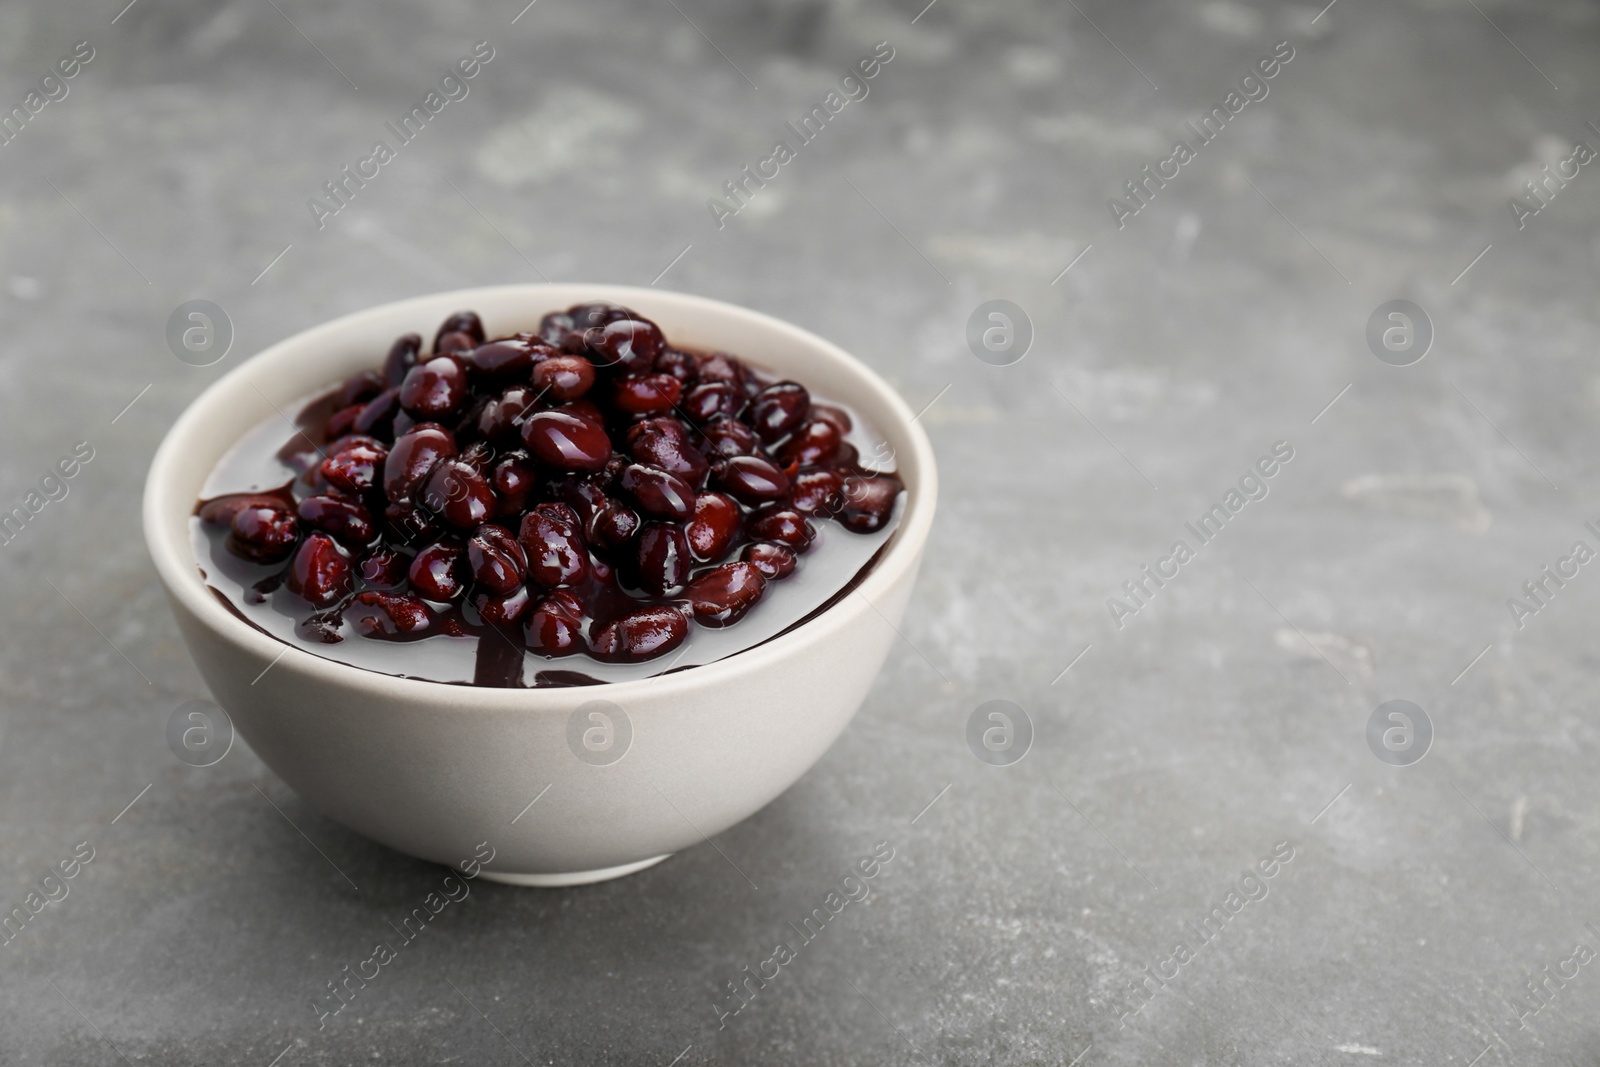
144,284,937,703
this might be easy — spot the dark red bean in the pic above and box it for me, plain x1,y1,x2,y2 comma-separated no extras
467,523,527,594
420,459,494,529
696,352,746,387
591,501,640,550
567,302,637,330
382,333,423,387
471,584,531,625
337,370,385,408
519,503,590,589
399,355,469,418
589,605,689,663
458,440,495,474
350,590,432,636
525,589,585,656
477,385,540,445
298,494,377,549
683,381,743,424
789,469,845,516
227,501,300,563
700,418,758,458
490,453,537,515
742,541,797,580
611,373,682,416
408,541,466,601
532,355,597,401
288,533,353,608
520,409,612,472
655,347,699,383
809,403,852,437
838,474,902,533
321,440,388,494
746,505,814,550
358,547,409,588
619,463,695,520
353,386,402,439
384,425,457,502
749,382,810,443
538,310,576,347
383,501,442,546
627,418,709,486
685,491,741,562
323,404,363,440
584,318,664,372
435,310,485,350
776,418,841,467
713,455,790,504
200,492,285,528
684,562,766,627
548,478,610,533
634,522,689,596
465,338,541,379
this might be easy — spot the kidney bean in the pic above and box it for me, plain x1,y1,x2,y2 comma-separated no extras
382,333,423,387
288,533,353,608
584,318,664,372
684,562,766,627
408,540,467,601
350,590,432,636
353,386,402,440
788,469,845,516
749,382,810,443
358,547,409,588
742,541,797,580
321,440,388,494
808,402,852,437
532,355,597,401
837,474,902,533
421,459,494,529
685,491,740,562
635,521,689,596
619,463,695,520
746,505,814,550
696,352,745,387
466,338,543,379
467,523,527,594
591,501,641,550
655,347,699,382
520,409,611,472
519,503,590,589
471,584,531,625
384,425,458,502
589,605,688,663
226,501,300,563
490,453,537,515
776,418,841,467
524,589,585,656
713,455,790,504
477,385,540,445
627,418,709,486
337,370,385,408
611,373,682,416
435,310,486,350
700,418,758,458
683,381,743,424
298,493,377,549
399,355,469,418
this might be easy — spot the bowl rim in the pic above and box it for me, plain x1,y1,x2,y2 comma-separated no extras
142,283,938,708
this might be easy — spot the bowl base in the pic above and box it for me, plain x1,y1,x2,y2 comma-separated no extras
475,854,671,887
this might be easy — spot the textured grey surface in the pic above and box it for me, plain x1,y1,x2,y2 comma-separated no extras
3,0,1600,1062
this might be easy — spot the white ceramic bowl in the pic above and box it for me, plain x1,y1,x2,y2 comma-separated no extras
143,285,936,886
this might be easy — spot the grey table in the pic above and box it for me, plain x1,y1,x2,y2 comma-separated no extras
4,0,1598,1062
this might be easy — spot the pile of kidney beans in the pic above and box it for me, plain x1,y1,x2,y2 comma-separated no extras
198,303,903,664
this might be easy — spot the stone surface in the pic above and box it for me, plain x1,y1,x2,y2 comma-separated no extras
2,0,1598,1063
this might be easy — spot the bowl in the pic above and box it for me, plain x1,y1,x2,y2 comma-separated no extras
143,284,937,886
